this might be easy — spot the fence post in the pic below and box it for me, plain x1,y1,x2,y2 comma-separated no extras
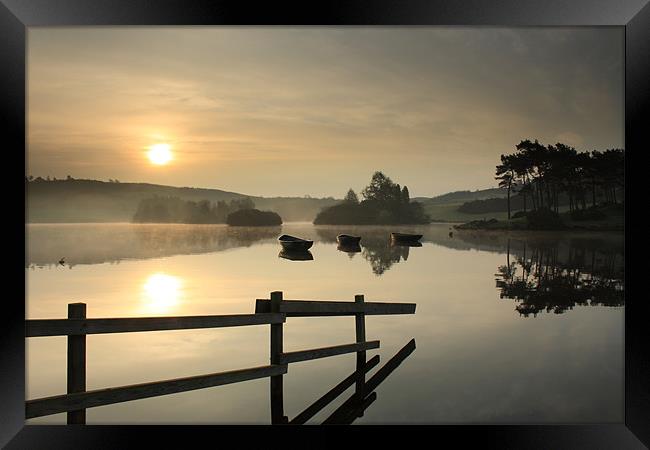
270,291,286,424
355,294,366,417
67,303,86,424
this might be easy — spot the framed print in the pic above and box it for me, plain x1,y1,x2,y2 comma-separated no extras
2,0,647,447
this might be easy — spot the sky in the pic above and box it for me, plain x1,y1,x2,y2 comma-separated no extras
27,27,624,198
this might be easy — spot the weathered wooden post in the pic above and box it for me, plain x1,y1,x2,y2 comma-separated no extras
67,303,86,424
355,294,366,417
269,291,287,424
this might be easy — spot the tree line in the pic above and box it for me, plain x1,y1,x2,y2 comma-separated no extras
26,175,121,183
314,171,429,225
132,196,255,224
495,140,624,219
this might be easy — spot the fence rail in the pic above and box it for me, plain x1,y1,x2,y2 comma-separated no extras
255,299,416,316
26,313,285,337
26,364,287,419
26,291,416,425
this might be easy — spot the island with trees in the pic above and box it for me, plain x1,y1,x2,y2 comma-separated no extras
456,139,624,231
226,208,282,226
313,171,430,225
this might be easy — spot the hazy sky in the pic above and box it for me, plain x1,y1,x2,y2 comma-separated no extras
28,27,623,198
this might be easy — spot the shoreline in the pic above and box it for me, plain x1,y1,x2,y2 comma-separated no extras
25,220,624,234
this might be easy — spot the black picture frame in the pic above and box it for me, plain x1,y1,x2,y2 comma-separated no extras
2,0,646,447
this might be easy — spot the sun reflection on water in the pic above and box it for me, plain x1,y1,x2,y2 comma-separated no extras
141,273,183,314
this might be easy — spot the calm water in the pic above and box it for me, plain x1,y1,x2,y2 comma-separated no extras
26,223,624,424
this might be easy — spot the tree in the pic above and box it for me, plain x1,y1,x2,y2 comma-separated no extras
497,139,624,215
495,154,516,220
344,189,359,204
401,186,410,204
361,171,395,204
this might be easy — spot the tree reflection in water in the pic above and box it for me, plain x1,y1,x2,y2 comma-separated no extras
362,239,413,276
314,227,416,276
496,238,624,317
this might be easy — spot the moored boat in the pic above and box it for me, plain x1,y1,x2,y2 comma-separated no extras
278,234,313,251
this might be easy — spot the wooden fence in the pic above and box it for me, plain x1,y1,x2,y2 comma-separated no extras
25,291,416,425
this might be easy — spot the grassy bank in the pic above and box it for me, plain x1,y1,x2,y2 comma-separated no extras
423,202,510,223
455,205,624,232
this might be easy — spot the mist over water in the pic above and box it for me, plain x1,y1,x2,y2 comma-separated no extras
26,223,624,424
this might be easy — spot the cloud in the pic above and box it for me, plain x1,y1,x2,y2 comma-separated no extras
27,27,623,197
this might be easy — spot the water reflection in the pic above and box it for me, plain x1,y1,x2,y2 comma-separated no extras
26,224,281,267
278,339,416,425
495,238,624,317
26,224,624,298
362,241,414,276
337,243,361,252
141,273,183,315
315,227,418,275
26,223,625,423
278,250,314,261
392,241,423,248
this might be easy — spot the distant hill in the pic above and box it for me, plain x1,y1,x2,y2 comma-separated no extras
412,187,509,223
25,179,515,224
26,178,338,223
414,188,507,205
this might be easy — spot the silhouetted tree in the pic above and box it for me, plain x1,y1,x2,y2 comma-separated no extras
496,140,624,215
401,186,410,204
362,171,396,204
495,154,516,219
344,189,359,204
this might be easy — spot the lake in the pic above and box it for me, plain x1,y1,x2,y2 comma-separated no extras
25,223,625,424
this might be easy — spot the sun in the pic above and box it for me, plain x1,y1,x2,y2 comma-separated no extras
147,143,173,165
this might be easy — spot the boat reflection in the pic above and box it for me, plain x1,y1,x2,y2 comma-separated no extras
391,241,422,247
337,243,362,253
278,249,314,261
